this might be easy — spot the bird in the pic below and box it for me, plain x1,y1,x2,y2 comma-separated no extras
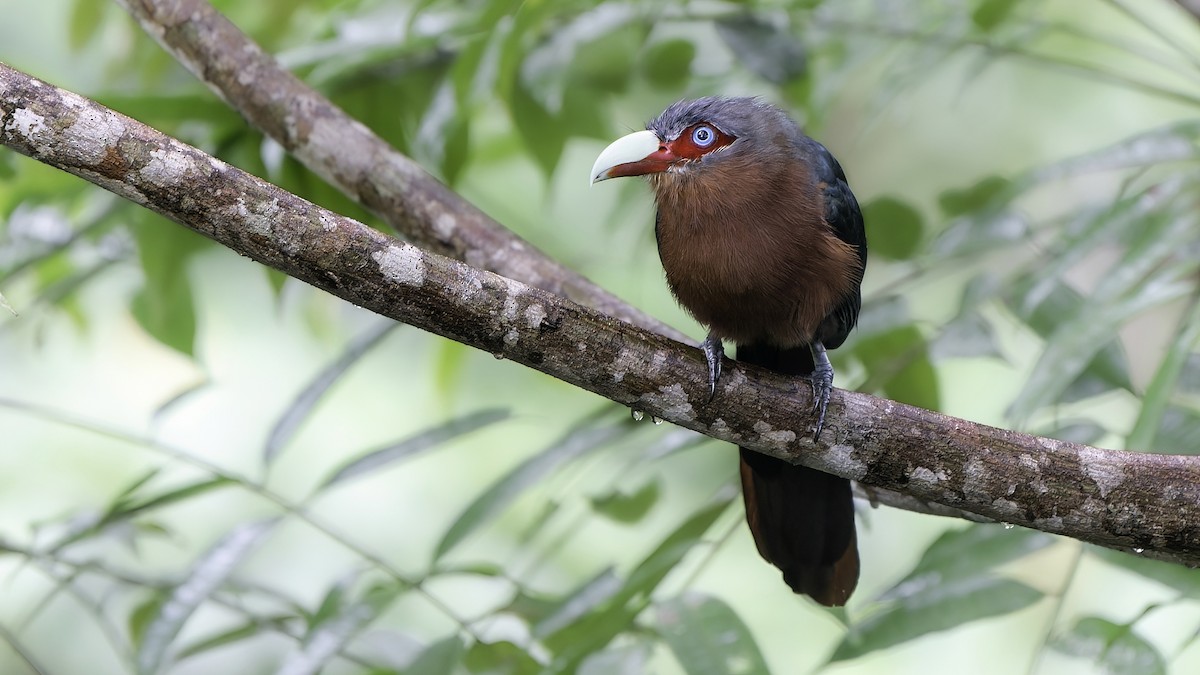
589,96,866,606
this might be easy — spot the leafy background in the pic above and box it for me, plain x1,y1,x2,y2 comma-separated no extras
2,0,1200,673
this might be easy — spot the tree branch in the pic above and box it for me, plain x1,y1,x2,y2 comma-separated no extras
4,63,1198,567
112,0,683,341
112,0,982,524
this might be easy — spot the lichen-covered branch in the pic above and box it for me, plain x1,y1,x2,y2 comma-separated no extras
4,63,1198,567
112,0,682,341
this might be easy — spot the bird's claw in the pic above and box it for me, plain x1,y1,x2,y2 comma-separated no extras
702,334,724,402
809,342,834,441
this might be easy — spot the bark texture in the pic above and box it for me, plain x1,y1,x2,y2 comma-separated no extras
113,0,683,341
4,62,1198,567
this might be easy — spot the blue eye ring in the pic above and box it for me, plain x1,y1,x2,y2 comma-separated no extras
691,125,716,147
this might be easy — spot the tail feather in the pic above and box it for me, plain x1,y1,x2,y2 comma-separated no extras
736,342,859,606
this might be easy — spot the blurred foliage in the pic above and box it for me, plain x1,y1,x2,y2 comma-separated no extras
2,0,1200,674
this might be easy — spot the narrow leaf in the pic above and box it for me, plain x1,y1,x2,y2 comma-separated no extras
716,15,806,84
264,320,399,465
1127,298,1200,450
137,519,278,675
275,583,402,675
1091,546,1200,599
831,577,1041,662
881,524,1054,600
406,635,465,675
1051,616,1166,675
654,592,769,675
434,420,629,559
589,479,660,524
545,493,736,667
320,408,510,489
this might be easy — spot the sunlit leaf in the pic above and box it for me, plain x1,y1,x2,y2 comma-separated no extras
1050,616,1165,675
654,593,770,675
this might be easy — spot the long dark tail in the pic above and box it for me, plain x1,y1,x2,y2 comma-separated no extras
736,342,859,606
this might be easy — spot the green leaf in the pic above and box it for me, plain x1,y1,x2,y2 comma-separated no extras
930,314,1002,361
640,39,696,88
528,569,623,637
1051,616,1166,675
129,214,207,356
883,524,1055,595
855,325,941,411
509,81,565,177
937,176,1012,217
545,493,736,668
407,635,466,675
278,582,403,675
1091,546,1200,600
654,593,770,675
1009,206,1194,421
971,0,1020,32
1153,406,1200,455
464,640,541,675
578,642,652,675
69,0,107,51
589,479,660,524
137,520,278,674
1127,298,1200,451
1011,280,1132,394
1033,421,1107,445
434,419,630,560
320,409,510,489
264,320,399,465
716,15,807,84
176,616,293,661
831,577,1042,662
861,197,923,260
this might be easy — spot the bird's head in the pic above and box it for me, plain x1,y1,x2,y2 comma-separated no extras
590,96,797,189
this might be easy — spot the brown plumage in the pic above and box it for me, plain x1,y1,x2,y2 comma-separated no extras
592,97,867,605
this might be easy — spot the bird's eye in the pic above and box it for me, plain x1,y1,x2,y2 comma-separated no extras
691,125,716,148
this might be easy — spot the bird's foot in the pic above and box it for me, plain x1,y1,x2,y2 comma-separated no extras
808,341,834,440
702,334,724,402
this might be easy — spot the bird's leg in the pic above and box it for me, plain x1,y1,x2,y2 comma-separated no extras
809,340,834,440
701,333,724,401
